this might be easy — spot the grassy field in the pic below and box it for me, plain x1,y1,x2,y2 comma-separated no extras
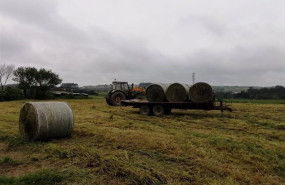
0,98,284,185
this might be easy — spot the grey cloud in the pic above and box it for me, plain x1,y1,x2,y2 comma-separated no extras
179,15,226,36
0,0,284,86
0,0,56,23
0,0,90,43
179,44,285,86
0,31,28,56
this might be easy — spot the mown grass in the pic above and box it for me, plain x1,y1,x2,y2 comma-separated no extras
0,169,66,185
0,99,284,184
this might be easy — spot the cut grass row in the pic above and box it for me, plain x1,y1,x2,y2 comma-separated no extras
0,169,65,185
0,99,284,184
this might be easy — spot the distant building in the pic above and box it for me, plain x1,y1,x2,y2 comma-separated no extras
138,83,152,88
60,83,79,91
81,84,112,92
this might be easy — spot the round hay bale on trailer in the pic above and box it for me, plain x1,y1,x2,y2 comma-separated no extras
189,82,214,103
19,102,74,140
145,84,170,102
166,83,190,102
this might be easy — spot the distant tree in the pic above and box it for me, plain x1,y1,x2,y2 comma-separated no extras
13,67,37,98
36,68,62,98
2,86,24,101
234,86,285,100
0,64,15,91
13,67,62,99
215,91,233,99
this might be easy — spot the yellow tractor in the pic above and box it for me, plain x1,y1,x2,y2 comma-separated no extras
105,81,145,106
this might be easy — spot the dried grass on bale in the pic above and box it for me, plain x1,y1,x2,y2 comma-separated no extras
189,82,214,103
19,102,74,140
19,103,38,140
146,84,170,102
166,83,189,102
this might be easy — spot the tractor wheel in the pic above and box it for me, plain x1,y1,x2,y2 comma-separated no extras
105,98,113,106
110,92,126,106
140,105,151,116
153,105,165,116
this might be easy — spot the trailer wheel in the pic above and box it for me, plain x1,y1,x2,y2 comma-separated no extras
164,107,172,115
140,105,151,116
153,105,165,116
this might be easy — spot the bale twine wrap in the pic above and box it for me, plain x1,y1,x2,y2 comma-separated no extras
189,82,214,103
19,102,74,140
166,83,190,102
146,84,170,102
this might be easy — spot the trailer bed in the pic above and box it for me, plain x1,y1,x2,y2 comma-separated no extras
121,99,232,116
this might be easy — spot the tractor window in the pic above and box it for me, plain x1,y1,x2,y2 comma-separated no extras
122,83,129,90
112,83,129,90
114,83,121,90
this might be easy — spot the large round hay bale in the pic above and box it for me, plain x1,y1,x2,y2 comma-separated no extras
19,102,74,140
189,82,214,103
166,83,190,102
146,84,170,102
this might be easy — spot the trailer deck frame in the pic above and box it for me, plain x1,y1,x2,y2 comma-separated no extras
121,99,232,116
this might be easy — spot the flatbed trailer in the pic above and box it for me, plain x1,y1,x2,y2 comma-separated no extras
121,100,232,116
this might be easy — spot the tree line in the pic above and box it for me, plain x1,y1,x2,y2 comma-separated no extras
215,86,285,100
0,65,61,100
1,64,285,101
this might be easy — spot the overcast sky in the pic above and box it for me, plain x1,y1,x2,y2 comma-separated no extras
0,0,284,86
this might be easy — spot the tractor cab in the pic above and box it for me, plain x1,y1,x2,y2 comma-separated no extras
112,81,131,92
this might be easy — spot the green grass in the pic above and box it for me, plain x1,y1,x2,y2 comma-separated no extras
0,99,284,184
0,169,66,185
89,95,106,99
0,156,19,166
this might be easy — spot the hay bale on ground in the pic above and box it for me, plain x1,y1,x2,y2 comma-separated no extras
146,84,170,102
189,82,214,103
19,102,74,140
166,83,190,102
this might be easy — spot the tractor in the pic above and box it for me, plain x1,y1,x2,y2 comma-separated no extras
105,81,145,106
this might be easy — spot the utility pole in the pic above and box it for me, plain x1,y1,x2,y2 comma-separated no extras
192,72,195,85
